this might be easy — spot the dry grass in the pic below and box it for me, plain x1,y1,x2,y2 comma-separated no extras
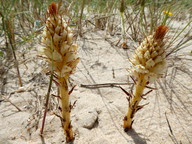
0,0,192,143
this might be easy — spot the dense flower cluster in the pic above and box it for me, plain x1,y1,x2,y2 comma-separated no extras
130,25,168,83
40,2,79,79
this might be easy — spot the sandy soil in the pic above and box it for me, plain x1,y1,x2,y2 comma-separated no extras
0,24,192,144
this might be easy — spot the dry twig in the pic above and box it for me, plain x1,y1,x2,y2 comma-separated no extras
1,95,22,111
80,82,132,89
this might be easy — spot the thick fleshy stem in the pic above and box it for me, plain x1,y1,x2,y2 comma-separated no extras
59,77,74,142
123,75,147,131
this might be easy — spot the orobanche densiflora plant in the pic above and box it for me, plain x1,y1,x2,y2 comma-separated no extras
123,25,168,131
40,2,79,141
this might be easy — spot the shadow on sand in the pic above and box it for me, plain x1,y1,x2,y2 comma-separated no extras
40,135,75,144
125,129,147,144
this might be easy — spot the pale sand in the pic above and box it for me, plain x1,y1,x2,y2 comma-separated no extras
0,25,192,144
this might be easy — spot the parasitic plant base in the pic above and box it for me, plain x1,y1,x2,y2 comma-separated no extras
123,75,147,131
40,2,79,141
59,77,74,141
123,25,168,131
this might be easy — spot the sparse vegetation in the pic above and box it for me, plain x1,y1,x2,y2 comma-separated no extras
0,0,192,143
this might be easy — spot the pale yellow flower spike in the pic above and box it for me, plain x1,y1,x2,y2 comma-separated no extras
41,2,79,142
123,25,168,131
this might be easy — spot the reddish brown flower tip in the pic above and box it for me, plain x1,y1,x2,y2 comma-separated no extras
48,2,57,15
153,25,169,40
